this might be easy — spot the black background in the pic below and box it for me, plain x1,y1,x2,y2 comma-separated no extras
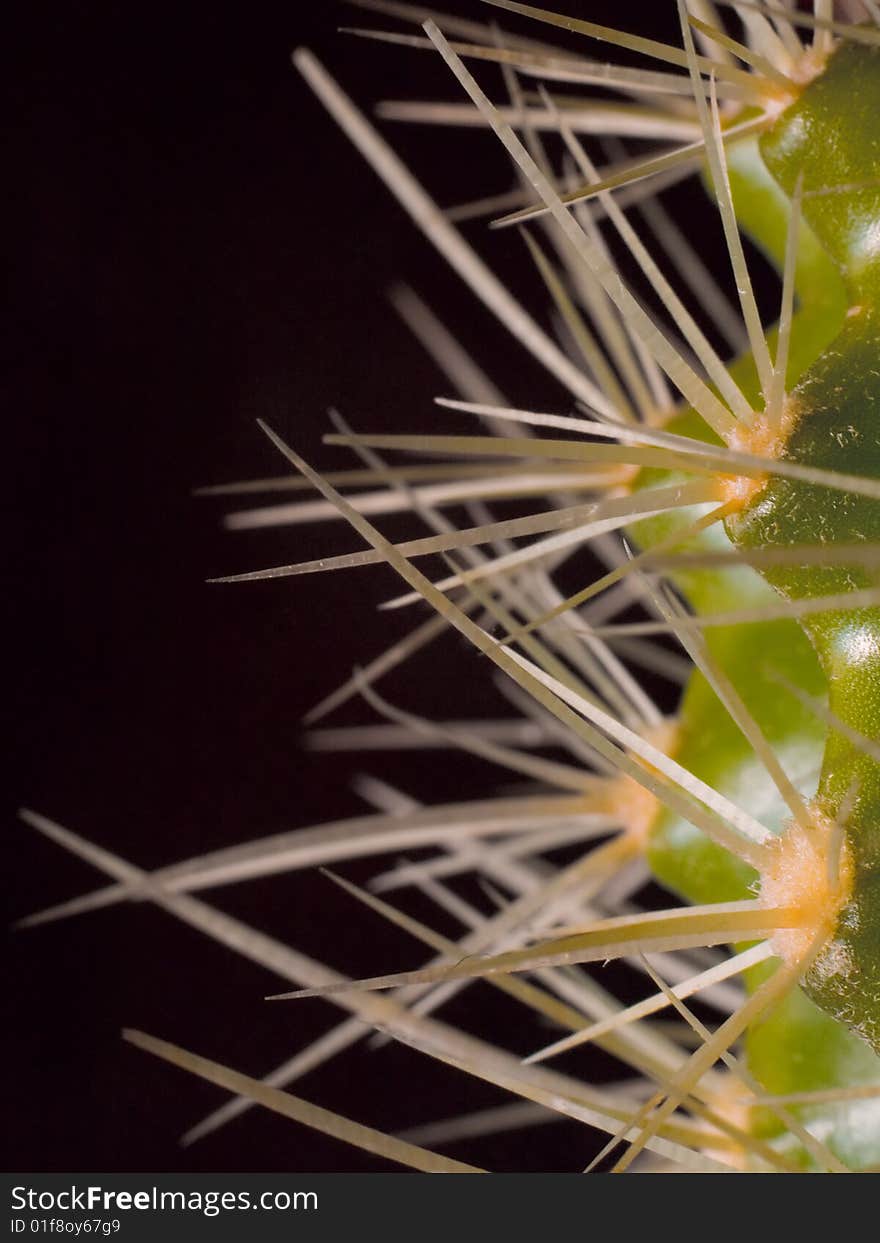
7,1,769,1173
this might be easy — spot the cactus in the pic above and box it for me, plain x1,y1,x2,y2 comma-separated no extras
19,1,880,1172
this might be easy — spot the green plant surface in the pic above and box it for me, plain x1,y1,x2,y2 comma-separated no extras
636,33,880,1166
